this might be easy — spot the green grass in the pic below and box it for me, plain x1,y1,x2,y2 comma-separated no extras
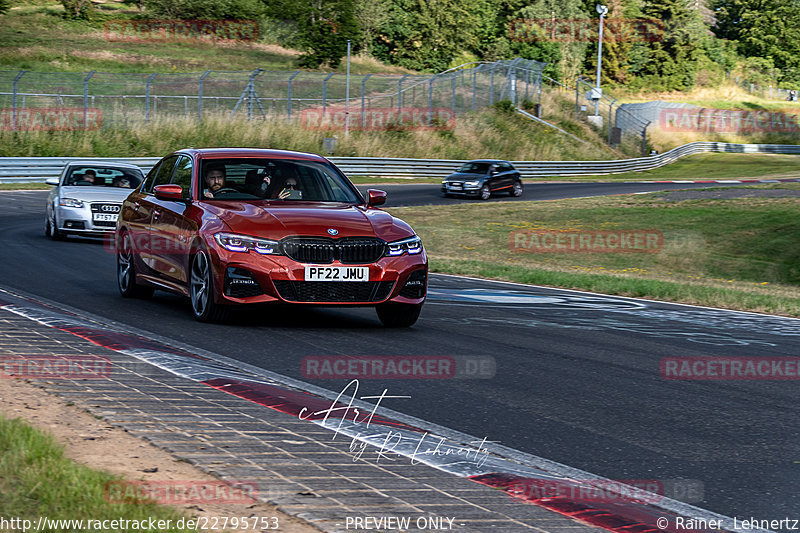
0,415,195,532
0,111,614,161
0,2,410,74
0,183,52,189
387,187,800,316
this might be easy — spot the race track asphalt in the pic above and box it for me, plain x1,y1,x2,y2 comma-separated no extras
2,187,798,528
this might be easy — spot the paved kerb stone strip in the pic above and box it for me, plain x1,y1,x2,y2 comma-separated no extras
0,289,761,533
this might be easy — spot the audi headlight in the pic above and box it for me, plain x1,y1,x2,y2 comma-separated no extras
386,235,422,256
59,197,83,208
463,180,480,187
214,233,280,255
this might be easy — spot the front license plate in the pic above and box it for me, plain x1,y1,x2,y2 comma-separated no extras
93,213,118,222
449,183,462,189
305,266,369,282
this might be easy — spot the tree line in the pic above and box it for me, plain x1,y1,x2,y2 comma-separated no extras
56,0,800,90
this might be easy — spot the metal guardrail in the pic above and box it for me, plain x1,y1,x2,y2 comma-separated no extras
1,142,799,183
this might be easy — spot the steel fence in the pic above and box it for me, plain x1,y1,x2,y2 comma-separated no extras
2,141,798,183
0,59,546,128
572,77,652,155
618,101,800,135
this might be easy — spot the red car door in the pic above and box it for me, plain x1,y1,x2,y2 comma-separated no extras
122,160,168,275
136,155,179,277
149,155,197,287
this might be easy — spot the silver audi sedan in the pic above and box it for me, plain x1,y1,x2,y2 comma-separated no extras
45,161,145,240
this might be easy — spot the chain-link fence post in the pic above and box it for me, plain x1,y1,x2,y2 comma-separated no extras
198,70,211,120
607,99,616,146
287,70,300,119
428,75,435,120
472,68,477,111
538,72,544,106
361,74,372,128
12,71,25,130
451,74,456,117
398,73,408,113
322,72,335,116
145,73,157,123
489,64,495,105
83,71,95,127
641,121,651,156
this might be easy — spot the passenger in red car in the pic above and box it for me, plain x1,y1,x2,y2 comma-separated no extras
244,169,270,198
270,177,300,200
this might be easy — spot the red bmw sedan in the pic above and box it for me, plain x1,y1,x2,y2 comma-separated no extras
115,148,427,327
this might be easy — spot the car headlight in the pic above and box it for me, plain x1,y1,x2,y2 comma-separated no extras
385,235,423,256
214,233,281,255
463,180,480,187
59,197,83,208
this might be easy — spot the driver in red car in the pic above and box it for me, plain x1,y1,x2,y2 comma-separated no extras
203,165,227,198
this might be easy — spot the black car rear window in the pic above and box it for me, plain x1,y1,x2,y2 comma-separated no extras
458,162,491,173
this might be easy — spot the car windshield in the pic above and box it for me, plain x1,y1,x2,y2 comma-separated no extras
65,167,143,189
199,158,362,203
458,162,491,174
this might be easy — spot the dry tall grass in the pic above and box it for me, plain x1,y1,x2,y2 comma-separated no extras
0,109,618,160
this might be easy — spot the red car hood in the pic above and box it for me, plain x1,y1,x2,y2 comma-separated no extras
204,202,415,242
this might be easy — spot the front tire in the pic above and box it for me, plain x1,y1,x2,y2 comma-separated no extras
376,303,422,327
511,181,523,197
190,250,229,323
479,184,491,200
118,234,154,299
45,212,65,240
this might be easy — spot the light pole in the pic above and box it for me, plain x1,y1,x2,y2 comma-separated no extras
345,39,351,138
594,4,608,116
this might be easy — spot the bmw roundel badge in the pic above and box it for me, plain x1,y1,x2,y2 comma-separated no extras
327,228,339,236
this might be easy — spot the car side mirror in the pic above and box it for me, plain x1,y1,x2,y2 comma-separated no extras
366,189,387,207
154,184,184,201
46,178,59,186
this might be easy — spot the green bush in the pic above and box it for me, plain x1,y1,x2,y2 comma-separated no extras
143,0,265,19
492,99,515,114
60,0,92,20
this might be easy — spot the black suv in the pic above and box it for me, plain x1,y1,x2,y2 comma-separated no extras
441,160,523,200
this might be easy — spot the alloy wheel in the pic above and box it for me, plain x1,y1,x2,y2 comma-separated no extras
190,252,210,317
